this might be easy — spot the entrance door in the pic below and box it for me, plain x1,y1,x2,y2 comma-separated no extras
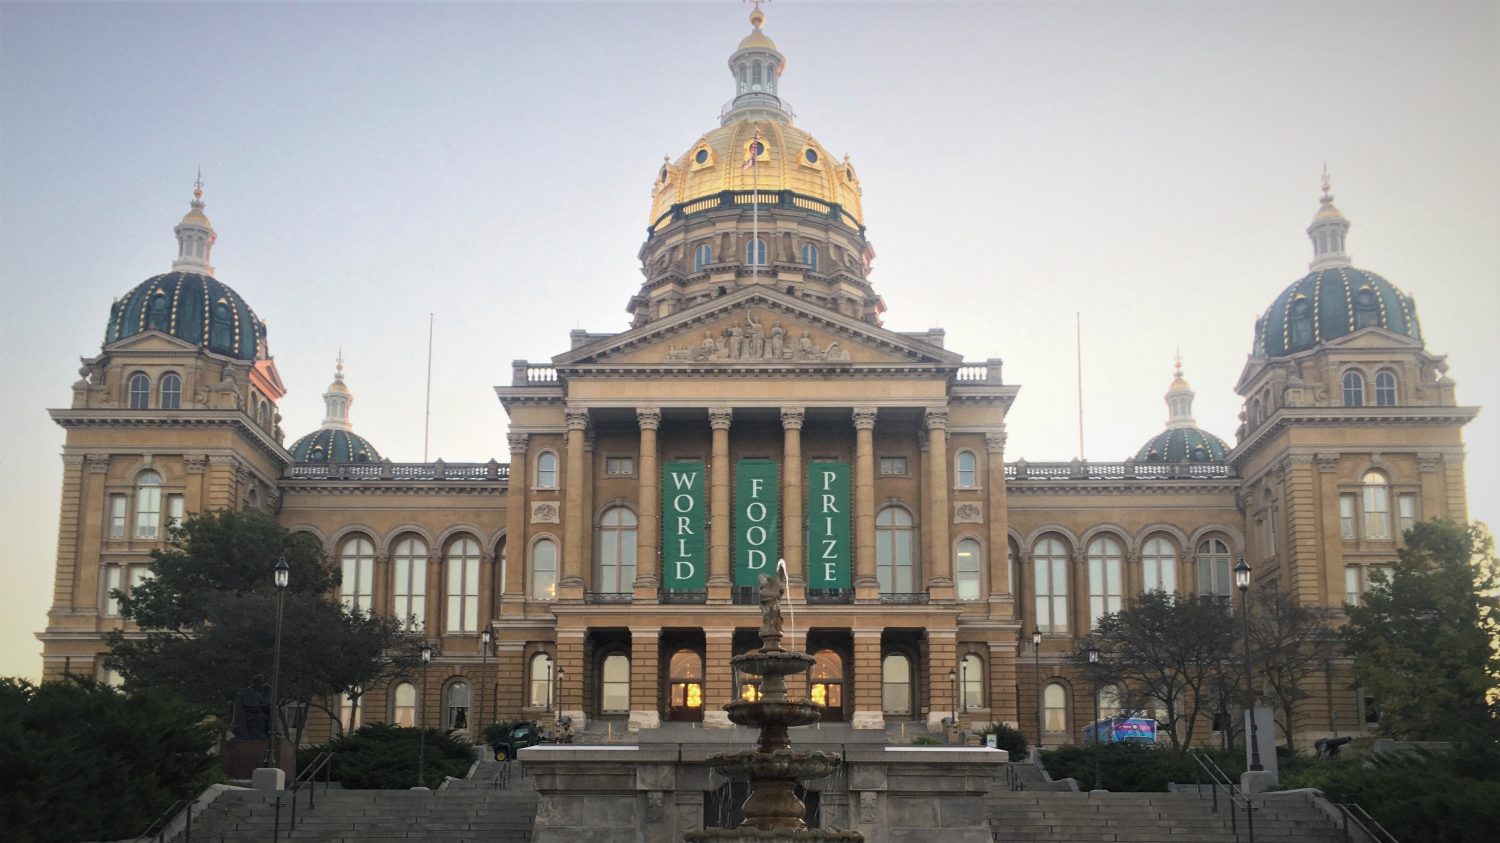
667,648,704,722
809,649,845,722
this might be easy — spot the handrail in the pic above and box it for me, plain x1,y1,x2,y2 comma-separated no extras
286,750,335,833
492,759,513,789
136,798,189,843
1003,764,1025,792
1188,751,1255,843
1336,803,1401,843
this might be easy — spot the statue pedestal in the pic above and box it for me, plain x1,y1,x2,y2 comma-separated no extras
223,738,296,781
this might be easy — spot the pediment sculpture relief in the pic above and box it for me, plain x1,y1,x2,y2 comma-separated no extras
664,310,852,363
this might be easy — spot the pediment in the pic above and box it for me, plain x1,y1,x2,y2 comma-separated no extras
554,287,962,369
104,330,200,355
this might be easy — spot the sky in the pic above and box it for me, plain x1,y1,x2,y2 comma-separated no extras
1,0,1496,681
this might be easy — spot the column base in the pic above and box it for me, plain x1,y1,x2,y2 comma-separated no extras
557,580,585,602
851,711,885,730
628,710,661,732
632,576,660,603
707,582,732,604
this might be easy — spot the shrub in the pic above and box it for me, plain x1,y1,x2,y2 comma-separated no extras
910,735,943,745
305,722,472,789
1040,743,1247,792
980,723,1029,758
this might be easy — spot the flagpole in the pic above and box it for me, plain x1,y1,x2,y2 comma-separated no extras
752,137,759,283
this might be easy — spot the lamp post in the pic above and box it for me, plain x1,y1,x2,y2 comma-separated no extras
266,556,290,769
960,657,969,714
1235,556,1263,772
417,643,432,788
1032,627,1043,751
947,667,958,725
1087,642,1102,791
556,666,566,722
478,629,491,746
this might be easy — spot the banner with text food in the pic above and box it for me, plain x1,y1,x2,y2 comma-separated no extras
806,462,852,589
661,461,706,590
734,459,780,586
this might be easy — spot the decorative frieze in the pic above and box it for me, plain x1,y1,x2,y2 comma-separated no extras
663,310,852,363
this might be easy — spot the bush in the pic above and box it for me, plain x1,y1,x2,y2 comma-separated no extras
0,676,220,843
910,735,943,745
980,723,1029,758
304,722,473,789
1040,743,1247,792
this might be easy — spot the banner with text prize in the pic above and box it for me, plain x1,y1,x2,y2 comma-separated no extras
734,459,780,587
661,461,706,590
806,462,851,589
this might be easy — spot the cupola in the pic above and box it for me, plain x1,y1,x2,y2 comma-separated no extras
1135,354,1230,462
289,355,382,463
172,173,217,276
723,5,790,126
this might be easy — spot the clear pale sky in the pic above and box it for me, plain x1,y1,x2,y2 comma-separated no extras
1,1,1496,681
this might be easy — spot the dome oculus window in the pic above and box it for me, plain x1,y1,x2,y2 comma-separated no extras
804,148,819,165
695,148,710,165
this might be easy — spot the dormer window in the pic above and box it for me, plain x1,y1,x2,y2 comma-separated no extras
1353,285,1380,329
1289,295,1313,348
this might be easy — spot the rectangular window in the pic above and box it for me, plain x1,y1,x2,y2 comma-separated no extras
1340,494,1357,540
135,486,161,539
1088,558,1122,627
1397,494,1417,535
102,565,123,616
879,457,907,476
166,495,185,530
393,555,427,632
1268,504,1279,557
605,456,634,476
1345,566,1360,605
1363,484,1391,540
108,495,127,539
340,694,362,733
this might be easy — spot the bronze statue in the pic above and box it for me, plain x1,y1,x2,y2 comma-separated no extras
230,673,274,740
757,570,786,645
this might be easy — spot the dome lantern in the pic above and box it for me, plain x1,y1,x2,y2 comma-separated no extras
321,352,354,431
1164,351,1197,430
290,353,382,464
171,172,217,277
1307,165,1351,271
1134,351,1230,462
722,4,791,127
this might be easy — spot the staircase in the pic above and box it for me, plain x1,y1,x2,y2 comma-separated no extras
987,790,1346,843
191,783,539,842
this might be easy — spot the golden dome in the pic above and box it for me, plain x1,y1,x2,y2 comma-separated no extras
180,208,212,227
739,29,777,51
648,120,864,226
1313,201,1345,222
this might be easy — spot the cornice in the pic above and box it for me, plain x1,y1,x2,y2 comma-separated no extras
1229,405,1480,465
278,481,506,496
1006,480,1240,497
49,409,289,465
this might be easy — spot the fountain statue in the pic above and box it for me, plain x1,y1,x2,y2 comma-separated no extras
685,570,863,842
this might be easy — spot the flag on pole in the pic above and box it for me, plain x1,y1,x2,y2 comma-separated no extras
742,138,763,169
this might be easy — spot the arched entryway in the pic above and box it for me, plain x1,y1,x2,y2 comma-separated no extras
667,648,704,722
809,649,845,722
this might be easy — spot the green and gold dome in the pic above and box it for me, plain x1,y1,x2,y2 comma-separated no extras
1134,355,1230,462
289,356,382,464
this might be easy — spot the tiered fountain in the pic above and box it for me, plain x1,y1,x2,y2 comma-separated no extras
686,573,863,843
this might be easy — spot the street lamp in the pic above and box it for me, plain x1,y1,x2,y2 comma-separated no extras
1235,556,1263,772
556,666,566,722
266,556,290,769
417,643,433,788
947,668,958,724
1087,642,1102,792
960,657,969,714
478,629,491,745
1032,627,1044,751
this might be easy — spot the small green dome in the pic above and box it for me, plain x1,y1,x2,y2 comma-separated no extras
105,272,265,361
289,429,382,464
1135,428,1229,463
1253,267,1421,358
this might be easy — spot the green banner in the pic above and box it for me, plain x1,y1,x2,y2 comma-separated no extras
661,462,706,590
806,462,851,589
734,460,780,587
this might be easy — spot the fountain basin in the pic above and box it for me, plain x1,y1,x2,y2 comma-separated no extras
706,749,842,781
725,699,824,729
733,650,816,677
685,829,865,842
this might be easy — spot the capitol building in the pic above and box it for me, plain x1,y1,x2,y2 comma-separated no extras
38,9,1475,749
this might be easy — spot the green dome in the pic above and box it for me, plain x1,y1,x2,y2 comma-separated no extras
1253,267,1421,358
106,272,265,361
289,429,382,464
1135,428,1229,463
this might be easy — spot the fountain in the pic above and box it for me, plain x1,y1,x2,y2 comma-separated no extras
685,571,863,842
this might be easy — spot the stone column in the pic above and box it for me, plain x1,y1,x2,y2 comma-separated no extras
51,455,87,610
926,630,957,730
925,408,954,600
635,409,662,601
985,430,1013,616
560,410,589,601
477,550,496,631
704,629,734,728
781,407,805,596
851,628,884,729
708,408,733,602
629,627,661,732
503,433,529,606
852,407,879,602
557,628,587,729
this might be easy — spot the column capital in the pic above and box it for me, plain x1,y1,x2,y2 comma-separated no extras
1417,452,1444,471
924,407,949,430
636,408,662,430
780,407,806,430
85,454,112,473
1315,452,1340,473
852,407,878,430
508,433,529,454
985,429,1007,455
709,407,734,430
565,410,590,431
184,453,208,474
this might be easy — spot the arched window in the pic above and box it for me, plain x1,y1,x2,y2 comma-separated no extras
956,451,978,489
529,653,554,709
128,373,150,409
881,653,912,715
1033,536,1069,633
668,649,703,721
1007,539,1018,594
256,399,268,428
134,470,162,538
801,243,819,271
809,650,844,721
1374,371,1397,406
955,538,982,601
1362,470,1390,540
595,507,638,593
1196,538,1231,598
1249,397,1262,428
1141,536,1177,593
875,507,916,593
694,243,712,271
392,537,428,631
599,653,630,714
961,653,984,711
339,535,375,613
535,452,558,488
391,681,417,727
1087,536,1124,626
1098,684,1123,721
159,373,182,410
1043,682,1068,735
445,681,470,732
445,537,480,632
1342,370,1365,407
746,238,767,266
530,538,558,600
751,60,762,86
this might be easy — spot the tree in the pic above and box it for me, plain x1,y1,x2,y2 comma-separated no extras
1082,591,1236,752
108,509,414,737
1248,587,1338,751
1343,520,1500,742
0,676,218,843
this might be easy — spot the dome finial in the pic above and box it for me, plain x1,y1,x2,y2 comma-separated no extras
1319,162,1332,204
747,0,766,29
